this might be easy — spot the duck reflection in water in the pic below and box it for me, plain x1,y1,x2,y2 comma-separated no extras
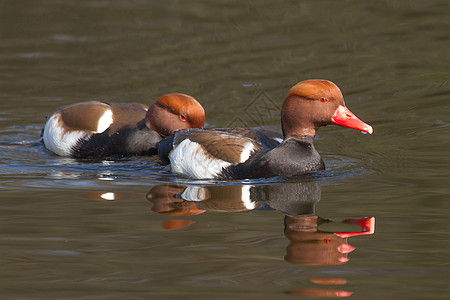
147,182,374,297
146,181,374,264
252,182,374,266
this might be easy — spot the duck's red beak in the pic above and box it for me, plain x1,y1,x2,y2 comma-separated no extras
331,105,373,134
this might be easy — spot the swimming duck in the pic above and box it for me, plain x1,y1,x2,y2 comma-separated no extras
157,80,372,179
42,93,205,158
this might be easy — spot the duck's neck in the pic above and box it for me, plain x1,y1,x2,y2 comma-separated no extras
284,135,315,144
281,115,318,139
283,131,316,140
282,126,317,142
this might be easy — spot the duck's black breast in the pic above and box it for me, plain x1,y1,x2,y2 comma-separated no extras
157,131,177,164
219,136,325,180
73,119,161,158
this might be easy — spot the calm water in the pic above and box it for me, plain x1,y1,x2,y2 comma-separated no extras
1,0,449,299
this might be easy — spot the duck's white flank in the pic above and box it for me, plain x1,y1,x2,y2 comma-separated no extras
240,142,255,162
97,109,113,133
43,113,87,156
169,139,232,179
43,108,113,156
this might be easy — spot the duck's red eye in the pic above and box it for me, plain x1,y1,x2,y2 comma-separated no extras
180,115,186,121
320,97,327,103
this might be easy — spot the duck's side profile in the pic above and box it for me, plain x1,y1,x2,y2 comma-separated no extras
158,80,373,180
42,93,205,158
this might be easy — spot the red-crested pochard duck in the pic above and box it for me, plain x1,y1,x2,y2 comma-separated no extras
42,93,205,158
157,80,373,179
